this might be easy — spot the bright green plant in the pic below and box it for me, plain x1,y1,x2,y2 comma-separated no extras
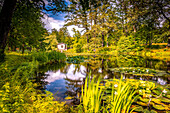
103,78,139,113
0,82,65,113
80,75,140,113
117,35,138,53
80,76,104,113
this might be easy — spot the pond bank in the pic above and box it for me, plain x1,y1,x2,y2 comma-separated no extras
0,51,67,113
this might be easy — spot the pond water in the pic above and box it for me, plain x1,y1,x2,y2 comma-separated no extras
39,55,170,102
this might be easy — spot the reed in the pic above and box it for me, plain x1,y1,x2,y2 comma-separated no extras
81,75,104,113
108,79,139,113
80,76,139,113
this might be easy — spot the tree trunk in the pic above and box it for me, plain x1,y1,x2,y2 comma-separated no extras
0,0,17,59
168,38,170,47
102,32,105,47
22,43,25,54
133,25,136,33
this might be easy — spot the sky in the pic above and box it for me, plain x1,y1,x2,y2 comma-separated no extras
41,0,83,36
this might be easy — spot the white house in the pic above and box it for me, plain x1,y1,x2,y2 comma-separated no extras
57,43,67,52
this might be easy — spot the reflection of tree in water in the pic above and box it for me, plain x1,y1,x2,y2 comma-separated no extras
60,63,71,74
117,54,144,67
116,55,168,71
34,62,66,92
64,77,82,105
39,62,66,72
31,72,49,93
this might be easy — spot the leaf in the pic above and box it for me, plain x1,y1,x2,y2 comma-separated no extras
152,90,161,96
160,98,170,103
136,101,148,106
133,106,144,112
65,96,72,100
140,97,149,103
152,104,165,110
150,110,157,113
143,109,150,113
152,98,162,104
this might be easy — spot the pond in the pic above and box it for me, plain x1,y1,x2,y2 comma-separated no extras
38,55,170,103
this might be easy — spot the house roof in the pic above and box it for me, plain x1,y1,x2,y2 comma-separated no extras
57,43,65,45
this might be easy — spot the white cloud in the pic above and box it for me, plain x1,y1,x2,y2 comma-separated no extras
42,15,65,31
42,15,84,36
43,0,48,5
45,64,86,83
67,25,84,36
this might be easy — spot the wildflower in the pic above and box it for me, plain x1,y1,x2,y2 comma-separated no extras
163,89,167,93
114,91,118,95
114,84,118,87
146,69,149,73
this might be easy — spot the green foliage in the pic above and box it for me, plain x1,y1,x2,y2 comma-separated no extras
67,56,87,64
104,78,139,113
117,35,137,53
73,42,83,53
48,51,66,62
43,34,58,51
80,75,104,113
79,76,139,113
30,51,66,63
0,81,65,113
0,52,67,113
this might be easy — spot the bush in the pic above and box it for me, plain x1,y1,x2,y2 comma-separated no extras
0,82,65,113
31,51,66,63
48,51,66,61
117,35,136,53
30,51,48,62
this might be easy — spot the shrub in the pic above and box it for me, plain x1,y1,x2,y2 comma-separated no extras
0,82,65,113
117,35,136,53
31,51,66,63
31,51,48,63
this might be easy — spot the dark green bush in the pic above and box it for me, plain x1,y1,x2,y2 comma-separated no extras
48,51,66,61
31,51,66,63
31,51,48,63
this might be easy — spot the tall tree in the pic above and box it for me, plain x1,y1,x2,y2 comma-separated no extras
0,0,68,59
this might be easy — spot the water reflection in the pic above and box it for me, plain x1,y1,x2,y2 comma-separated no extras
37,55,170,101
45,64,86,101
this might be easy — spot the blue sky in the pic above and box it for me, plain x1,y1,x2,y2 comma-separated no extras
41,0,83,36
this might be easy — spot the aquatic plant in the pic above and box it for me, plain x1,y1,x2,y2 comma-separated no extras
0,82,65,113
103,78,139,113
67,56,88,64
80,76,104,113
109,67,169,77
30,51,66,63
104,79,170,112
79,76,139,113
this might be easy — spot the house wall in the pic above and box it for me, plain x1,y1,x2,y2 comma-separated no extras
57,44,66,50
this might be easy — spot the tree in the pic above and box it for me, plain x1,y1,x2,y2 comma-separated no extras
43,34,58,51
65,0,92,46
0,0,17,59
8,2,46,53
0,0,68,59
